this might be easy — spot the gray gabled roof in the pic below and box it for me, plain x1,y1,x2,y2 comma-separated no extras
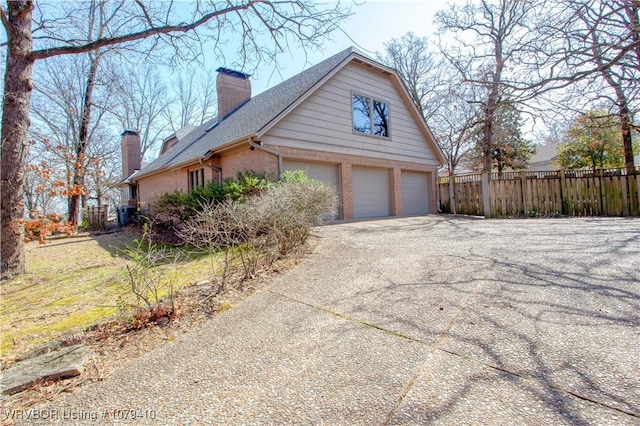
529,143,560,164
135,47,356,179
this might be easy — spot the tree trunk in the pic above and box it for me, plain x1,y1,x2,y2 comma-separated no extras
482,104,495,173
601,71,635,175
67,54,100,227
482,28,504,174
625,0,640,72
620,104,635,175
1,1,35,279
587,15,636,174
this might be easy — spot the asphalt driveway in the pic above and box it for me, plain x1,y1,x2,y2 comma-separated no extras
31,216,640,424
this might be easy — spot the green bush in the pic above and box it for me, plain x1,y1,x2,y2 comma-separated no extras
222,171,271,202
151,171,272,225
281,169,308,184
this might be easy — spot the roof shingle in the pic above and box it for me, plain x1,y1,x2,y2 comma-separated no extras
135,47,355,179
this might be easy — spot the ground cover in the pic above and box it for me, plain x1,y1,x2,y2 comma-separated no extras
0,231,211,364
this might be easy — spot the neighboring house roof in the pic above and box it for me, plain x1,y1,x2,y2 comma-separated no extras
134,47,444,180
529,143,559,164
527,142,561,170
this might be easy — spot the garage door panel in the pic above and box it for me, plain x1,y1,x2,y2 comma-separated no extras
402,171,430,215
353,166,391,218
283,160,342,219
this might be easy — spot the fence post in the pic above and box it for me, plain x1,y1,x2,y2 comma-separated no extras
597,169,605,215
559,170,567,215
482,172,491,218
519,171,526,215
101,204,108,229
629,171,639,216
449,176,457,214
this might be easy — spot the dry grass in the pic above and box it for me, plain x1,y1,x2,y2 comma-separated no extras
0,229,318,413
0,231,211,364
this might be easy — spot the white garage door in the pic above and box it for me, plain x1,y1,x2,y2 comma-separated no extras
352,166,391,218
283,160,342,218
402,171,430,215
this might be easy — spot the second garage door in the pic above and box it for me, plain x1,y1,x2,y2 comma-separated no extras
352,166,391,218
402,171,430,215
283,160,342,218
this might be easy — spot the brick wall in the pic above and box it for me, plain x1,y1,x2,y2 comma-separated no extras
275,145,439,219
137,143,439,220
220,146,279,181
138,170,182,211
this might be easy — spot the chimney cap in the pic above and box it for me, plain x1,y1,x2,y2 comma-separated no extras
121,130,138,136
216,67,251,79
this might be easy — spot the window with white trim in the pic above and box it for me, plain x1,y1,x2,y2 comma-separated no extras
352,93,390,138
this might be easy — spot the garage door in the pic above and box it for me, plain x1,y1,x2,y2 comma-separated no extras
352,166,391,218
283,160,342,218
402,171,430,215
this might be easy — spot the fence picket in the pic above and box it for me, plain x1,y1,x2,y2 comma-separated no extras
83,205,109,229
439,167,640,218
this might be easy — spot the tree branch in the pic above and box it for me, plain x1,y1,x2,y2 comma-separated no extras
29,2,252,61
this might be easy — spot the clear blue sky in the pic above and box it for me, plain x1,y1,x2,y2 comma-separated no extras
209,0,459,95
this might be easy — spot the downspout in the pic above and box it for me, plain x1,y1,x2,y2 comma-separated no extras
200,156,223,185
249,137,283,179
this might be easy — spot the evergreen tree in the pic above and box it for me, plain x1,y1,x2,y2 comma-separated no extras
468,103,536,173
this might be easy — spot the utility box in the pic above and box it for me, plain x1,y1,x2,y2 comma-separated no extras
117,206,138,225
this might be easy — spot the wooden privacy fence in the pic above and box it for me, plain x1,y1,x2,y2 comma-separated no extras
83,205,109,229
439,168,640,217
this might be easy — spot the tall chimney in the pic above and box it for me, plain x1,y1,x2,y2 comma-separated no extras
216,68,251,120
121,130,141,178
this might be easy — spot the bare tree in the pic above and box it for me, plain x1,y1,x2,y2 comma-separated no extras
497,0,639,173
23,148,61,217
377,32,478,175
83,125,122,210
111,64,174,161
436,0,541,173
30,49,115,226
1,0,350,278
377,33,447,122
170,68,218,131
564,0,639,174
432,86,480,175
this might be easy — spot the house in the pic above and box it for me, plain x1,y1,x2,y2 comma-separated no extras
526,142,561,171
525,142,640,172
120,47,446,220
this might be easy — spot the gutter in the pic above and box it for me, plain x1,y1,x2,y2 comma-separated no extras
249,137,283,179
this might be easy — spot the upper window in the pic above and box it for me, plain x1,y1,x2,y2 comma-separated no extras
352,93,390,138
189,168,205,192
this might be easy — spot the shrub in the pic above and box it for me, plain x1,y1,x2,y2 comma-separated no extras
152,190,197,225
123,222,181,324
178,171,337,287
259,177,338,255
222,171,271,202
178,200,248,290
280,169,308,184
150,171,272,226
22,215,74,244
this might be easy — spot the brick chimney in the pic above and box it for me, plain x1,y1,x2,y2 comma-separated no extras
121,130,141,178
216,68,251,120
